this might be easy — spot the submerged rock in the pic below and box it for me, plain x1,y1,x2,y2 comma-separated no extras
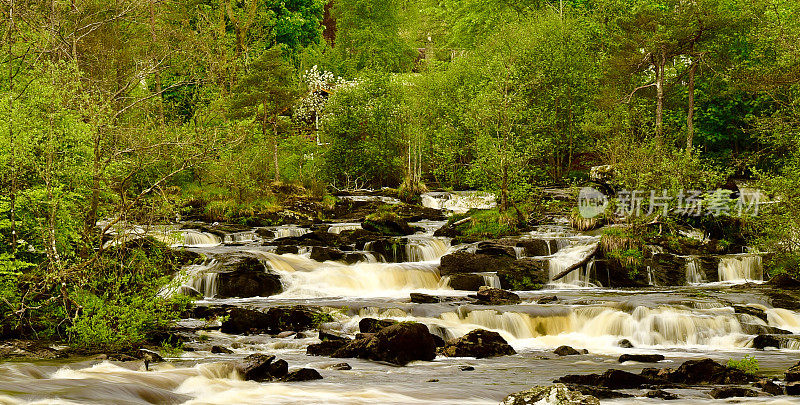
669,358,753,385
644,389,679,400
446,273,486,291
618,354,665,363
755,379,783,396
210,345,233,354
553,346,581,356
440,329,516,358
410,293,440,303
501,383,600,405
307,340,351,357
709,387,759,399
785,360,800,383
282,368,322,382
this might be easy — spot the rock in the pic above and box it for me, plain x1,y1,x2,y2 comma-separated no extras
516,239,552,257
431,333,446,348
752,334,781,350
501,384,600,405
439,252,548,290
590,165,615,183
645,390,678,400
308,340,350,356
276,331,296,338
447,273,487,291
255,228,275,239
766,274,800,289
138,349,164,362
334,322,437,366
282,368,322,382
554,346,581,356
459,365,475,371
214,254,283,298
235,354,277,381
564,384,633,399
709,387,759,399
324,362,352,370
362,216,414,236
618,354,665,363
785,360,800,383
410,293,440,303
427,379,439,382
787,381,800,395
318,330,349,341
440,329,516,358
669,358,753,385
475,242,517,258
364,238,408,262
617,339,634,348
210,345,233,354
557,369,652,389
268,359,289,379
275,245,299,254
221,306,320,335
310,247,345,262
476,287,520,305
358,318,398,333
755,379,783,396
733,304,768,322
537,295,558,304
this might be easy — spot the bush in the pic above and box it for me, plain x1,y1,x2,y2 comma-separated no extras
727,355,759,375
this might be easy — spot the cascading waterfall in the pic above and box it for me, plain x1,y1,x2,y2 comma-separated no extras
405,237,450,262
420,191,496,214
250,251,447,297
160,260,219,298
718,254,763,282
272,226,311,239
685,256,706,284
223,232,256,244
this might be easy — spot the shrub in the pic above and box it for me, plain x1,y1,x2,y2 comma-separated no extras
727,355,759,375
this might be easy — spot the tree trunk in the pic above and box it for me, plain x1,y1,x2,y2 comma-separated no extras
273,119,280,182
655,50,665,144
148,0,164,124
686,61,697,154
501,158,509,212
8,0,17,254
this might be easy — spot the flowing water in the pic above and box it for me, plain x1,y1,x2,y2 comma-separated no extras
5,211,796,404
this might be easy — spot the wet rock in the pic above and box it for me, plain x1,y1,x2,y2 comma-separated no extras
558,369,652,389
501,384,600,405
618,354,665,363
669,358,753,385
785,360,800,383
324,362,352,370
310,247,345,262
769,290,800,310
755,379,783,396
210,345,233,354
430,333,446,348
439,252,547,290
475,242,517,258
220,308,271,334
564,384,633,399
276,331,296,338
459,365,475,371
515,239,552,257
733,304,768,322
318,330,349,341
335,322,437,365
255,228,275,239
752,334,781,350
358,318,398,333
554,346,581,356
282,368,322,382
617,339,634,348
645,389,678,400
440,329,516,358
427,379,439,382
307,340,350,357
364,238,408,262
139,349,164,363
537,295,558,304
786,381,800,395
221,306,320,335
235,354,277,381
343,253,368,264
447,273,486,291
475,287,521,305
362,216,414,236
275,245,299,254
214,254,283,298
410,293,440,303
709,387,759,399
268,359,289,379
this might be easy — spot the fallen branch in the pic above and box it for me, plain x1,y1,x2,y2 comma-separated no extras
551,244,600,281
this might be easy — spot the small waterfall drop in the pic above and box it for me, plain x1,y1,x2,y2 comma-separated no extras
685,256,706,284
405,237,450,262
718,255,763,282
547,242,599,287
327,223,363,234
420,191,496,214
272,226,311,239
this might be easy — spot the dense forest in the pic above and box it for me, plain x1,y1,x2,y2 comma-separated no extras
2,0,800,380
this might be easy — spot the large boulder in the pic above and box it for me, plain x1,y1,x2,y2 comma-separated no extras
334,322,437,365
235,354,277,381
221,306,321,335
220,308,271,334
362,216,415,236
501,384,599,405
364,238,408,263
709,387,759,399
307,340,351,357
476,287,521,305
282,368,323,382
785,360,800,383
668,358,753,385
557,369,652,389
310,247,346,262
446,273,486,291
439,252,547,290
359,318,398,333
213,254,283,298
440,329,516,358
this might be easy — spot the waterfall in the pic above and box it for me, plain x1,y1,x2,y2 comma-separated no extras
482,273,502,288
513,246,525,259
685,256,706,284
718,255,763,282
405,237,450,262
766,308,800,333
420,191,496,214
160,260,219,298
191,273,219,298
327,223,363,234
272,226,311,239
223,232,256,244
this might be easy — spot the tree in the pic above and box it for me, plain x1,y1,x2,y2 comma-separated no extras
229,46,300,182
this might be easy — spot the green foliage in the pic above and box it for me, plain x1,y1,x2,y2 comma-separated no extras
449,209,519,239
727,355,759,375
